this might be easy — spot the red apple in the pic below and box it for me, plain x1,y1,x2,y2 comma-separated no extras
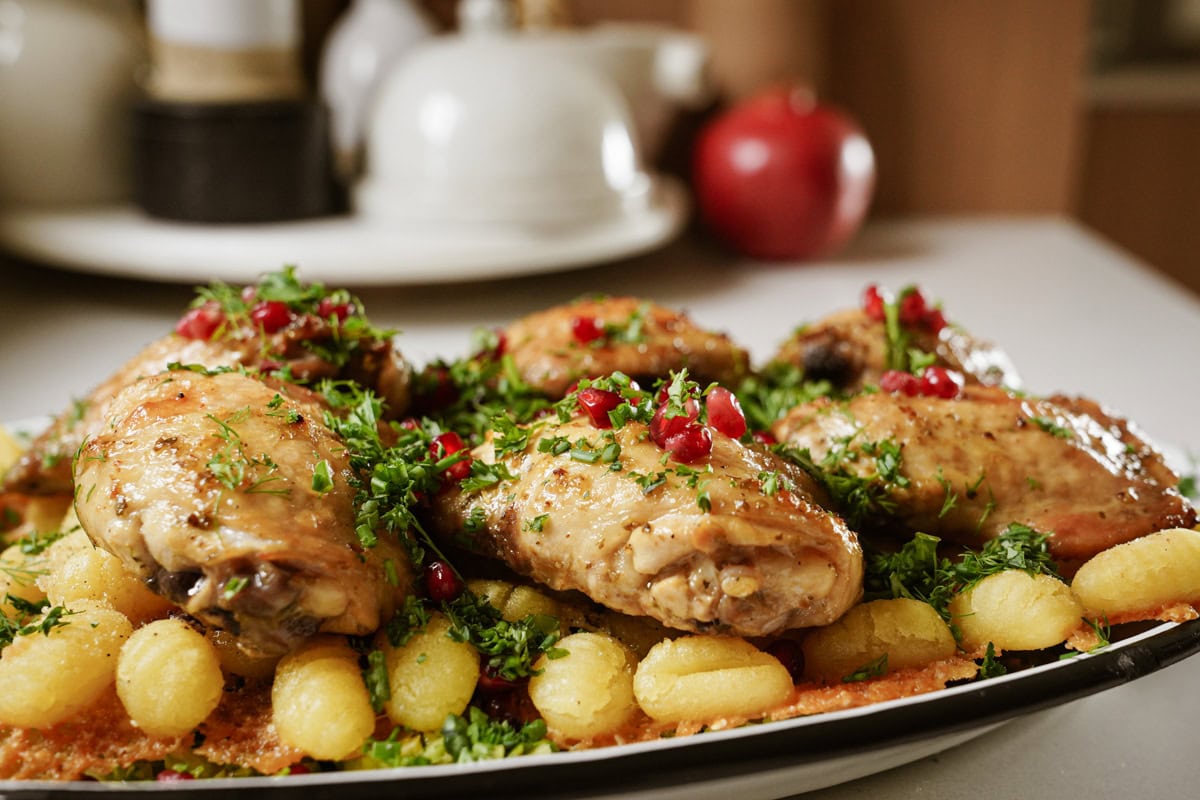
692,87,876,260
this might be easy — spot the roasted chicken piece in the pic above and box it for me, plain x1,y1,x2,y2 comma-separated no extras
74,369,412,656
503,296,750,398
5,273,410,496
774,306,1020,392
429,416,863,637
772,385,1196,564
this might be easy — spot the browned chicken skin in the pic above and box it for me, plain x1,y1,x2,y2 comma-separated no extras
774,308,1021,392
430,416,863,637
504,296,750,398
772,385,1196,564
5,304,411,497
74,369,412,656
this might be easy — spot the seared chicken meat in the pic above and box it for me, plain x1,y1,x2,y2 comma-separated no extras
430,414,863,637
74,369,412,655
504,296,750,398
772,385,1196,564
775,305,1020,392
6,272,411,496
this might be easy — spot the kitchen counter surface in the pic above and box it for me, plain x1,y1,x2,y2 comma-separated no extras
0,215,1197,798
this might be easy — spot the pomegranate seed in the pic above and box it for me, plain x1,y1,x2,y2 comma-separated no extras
577,387,622,428
476,666,521,693
862,285,886,322
662,425,713,464
317,296,356,322
705,387,747,439
283,763,310,775
175,304,224,340
918,366,964,399
923,307,947,334
649,398,700,445
431,431,472,481
156,770,194,782
399,418,421,431
764,639,805,683
752,430,777,446
898,289,927,326
424,560,463,601
571,316,605,345
879,370,920,396
251,300,295,333
240,285,258,304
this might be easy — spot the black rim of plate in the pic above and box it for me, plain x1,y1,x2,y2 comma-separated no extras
3,616,1199,799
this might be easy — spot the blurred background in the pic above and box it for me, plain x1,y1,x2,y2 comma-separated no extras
1,0,1198,293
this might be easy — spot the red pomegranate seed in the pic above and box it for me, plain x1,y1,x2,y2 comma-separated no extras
156,770,194,782
862,285,886,322
705,387,747,439
431,431,472,481
424,560,463,601
923,307,947,333
577,388,622,428
752,430,778,446
251,300,295,333
879,370,920,396
764,639,805,683
175,304,225,340
283,763,310,775
649,398,699,445
662,425,713,464
898,289,927,326
571,316,605,345
317,296,356,322
918,366,964,399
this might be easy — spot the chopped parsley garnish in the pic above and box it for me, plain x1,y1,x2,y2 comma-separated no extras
1030,415,1074,439
443,591,566,681
205,409,289,496
311,459,335,494
0,596,75,650
843,653,888,682
864,523,1061,623
777,433,910,528
977,642,1006,678
363,649,391,712
221,576,249,600
361,709,554,768
523,514,549,533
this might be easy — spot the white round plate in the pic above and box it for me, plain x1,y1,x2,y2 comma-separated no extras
0,177,687,286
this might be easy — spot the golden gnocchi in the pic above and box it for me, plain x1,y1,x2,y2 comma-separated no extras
802,598,956,683
633,636,793,723
117,618,224,737
272,636,377,760
1071,527,1200,618
528,632,637,739
951,570,1083,653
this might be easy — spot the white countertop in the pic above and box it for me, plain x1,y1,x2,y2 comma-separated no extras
0,215,1197,797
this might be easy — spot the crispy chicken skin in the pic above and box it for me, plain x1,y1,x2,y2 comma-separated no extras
504,297,750,398
74,369,412,656
772,386,1196,564
774,308,1021,392
5,309,411,496
430,417,863,636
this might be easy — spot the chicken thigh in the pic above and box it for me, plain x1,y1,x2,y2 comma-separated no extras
5,272,410,496
774,307,1020,392
504,297,750,398
74,368,411,655
772,385,1196,564
430,415,863,636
